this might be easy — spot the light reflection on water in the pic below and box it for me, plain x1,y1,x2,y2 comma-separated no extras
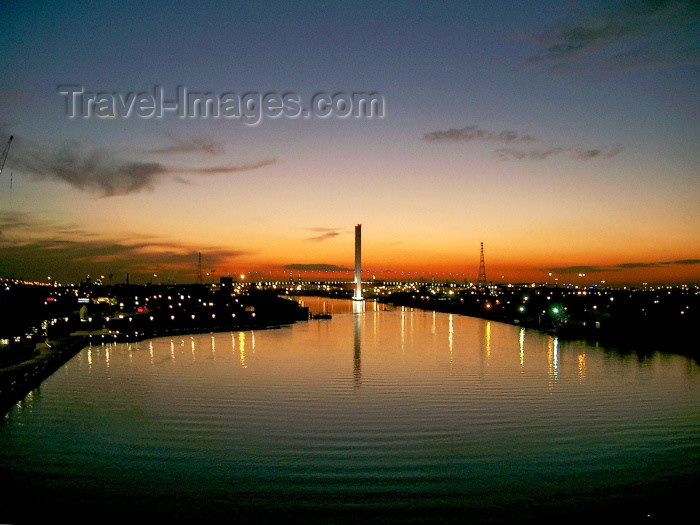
1,297,699,522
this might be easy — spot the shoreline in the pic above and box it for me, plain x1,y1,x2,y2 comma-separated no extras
1,289,310,416
4,294,697,416
290,291,699,363
0,337,88,416
0,321,293,417
376,297,699,364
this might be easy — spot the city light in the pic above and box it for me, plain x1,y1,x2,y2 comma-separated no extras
0,3,698,521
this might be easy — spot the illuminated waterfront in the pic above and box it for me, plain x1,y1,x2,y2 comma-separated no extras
1,298,698,523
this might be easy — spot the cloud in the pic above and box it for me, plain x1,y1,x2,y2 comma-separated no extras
495,144,624,160
424,123,624,161
571,144,625,159
143,133,224,155
12,140,167,196
616,261,664,269
549,265,614,275
549,258,700,275
423,126,537,144
494,147,565,160
524,0,700,74
303,228,343,242
284,263,352,272
0,211,248,281
3,126,276,197
673,259,700,265
306,232,341,242
190,159,275,174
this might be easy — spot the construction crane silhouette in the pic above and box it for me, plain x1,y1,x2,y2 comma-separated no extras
0,135,13,177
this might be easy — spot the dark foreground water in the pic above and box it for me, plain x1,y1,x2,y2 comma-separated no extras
1,298,698,523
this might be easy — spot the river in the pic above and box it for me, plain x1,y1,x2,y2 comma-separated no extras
1,297,698,523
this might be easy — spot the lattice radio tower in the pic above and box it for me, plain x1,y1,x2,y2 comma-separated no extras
477,242,487,286
197,252,203,285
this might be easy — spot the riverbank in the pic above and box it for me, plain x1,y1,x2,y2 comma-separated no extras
0,337,88,416
1,288,311,415
1,319,307,417
379,294,699,364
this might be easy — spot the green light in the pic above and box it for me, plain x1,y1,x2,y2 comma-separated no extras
549,303,565,317
518,306,526,313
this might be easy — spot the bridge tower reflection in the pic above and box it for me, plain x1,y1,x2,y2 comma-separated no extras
353,299,364,387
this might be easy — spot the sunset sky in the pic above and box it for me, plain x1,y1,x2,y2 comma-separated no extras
1,0,698,285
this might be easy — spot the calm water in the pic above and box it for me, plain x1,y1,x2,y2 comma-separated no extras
1,298,698,523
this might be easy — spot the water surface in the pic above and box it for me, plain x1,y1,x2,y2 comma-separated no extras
1,298,698,523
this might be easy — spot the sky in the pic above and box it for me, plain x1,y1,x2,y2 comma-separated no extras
0,0,698,285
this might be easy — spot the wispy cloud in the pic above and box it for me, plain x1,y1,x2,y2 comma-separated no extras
549,258,700,275
303,227,343,242
191,159,275,174
494,146,565,160
284,263,351,272
495,143,624,161
617,261,664,269
524,0,700,74
3,126,276,197
306,232,341,242
14,140,168,196
571,144,625,159
173,176,192,185
549,265,614,275
424,124,624,161
0,211,247,281
423,126,536,144
142,133,224,155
